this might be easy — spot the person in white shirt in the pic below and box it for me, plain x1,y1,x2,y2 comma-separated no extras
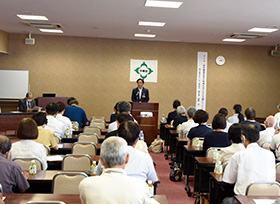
216,123,245,168
257,115,275,147
8,118,48,170
227,104,245,124
274,104,280,128
108,101,136,133
44,102,66,141
179,106,198,140
97,121,158,183
270,129,280,159
218,108,232,132
222,124,276,203
79,136,151,204
56,101,73,137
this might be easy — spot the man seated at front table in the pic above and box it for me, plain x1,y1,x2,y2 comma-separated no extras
79,136,151,204
18,92,36,112
63,99,89,128
222,124,276,204
0,135,30,193
97,121,158,183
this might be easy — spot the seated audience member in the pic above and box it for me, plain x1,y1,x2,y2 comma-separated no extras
32,112,58,150
173,105,188,129
44,102,66,140
187,110,213,142
241,107,262,130
110,102,119,123
257,115,275,147
79,136,151,204
8,118,48,170
274,103,280,128
216,124,245,168
108,101,135,133
0,135,30,193
218,107,232,132
203,114,231,155
56,101,73,137
223,124,275,203
67,96,76,105
167,100,181,124
97,121,158,183
63,100,89,128
179,106,198,138
18,92,36,112
106,112,132,139
227,104,245,124
270,130,280,160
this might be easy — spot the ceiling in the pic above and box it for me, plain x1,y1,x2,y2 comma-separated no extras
1,0,280,46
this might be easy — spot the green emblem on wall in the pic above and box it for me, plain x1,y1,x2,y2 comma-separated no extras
134,62,153,80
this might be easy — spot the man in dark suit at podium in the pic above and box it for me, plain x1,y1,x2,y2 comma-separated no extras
19,92,36,112
131,78,149,103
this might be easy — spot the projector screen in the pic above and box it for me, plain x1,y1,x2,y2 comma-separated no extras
0,70,29,99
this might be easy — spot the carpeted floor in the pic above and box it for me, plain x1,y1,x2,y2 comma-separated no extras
150,152,196,204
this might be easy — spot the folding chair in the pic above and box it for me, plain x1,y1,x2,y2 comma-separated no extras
78,133,99,144
83,126,101,136
245,182,280,196
12,158,43,171
206,147,223,157
43,144,50,156
72,142,97,155
62,154,92,171
52,172,88,194
276,162,280,174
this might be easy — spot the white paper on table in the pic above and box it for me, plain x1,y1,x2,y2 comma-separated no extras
47,155,63,161
2,196,6,201
253,199,276,204
150,198,160,204
57,144,63,148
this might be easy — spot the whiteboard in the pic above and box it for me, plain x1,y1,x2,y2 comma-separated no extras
0,70,29,99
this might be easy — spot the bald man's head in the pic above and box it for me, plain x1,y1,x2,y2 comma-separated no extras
265,116,276,128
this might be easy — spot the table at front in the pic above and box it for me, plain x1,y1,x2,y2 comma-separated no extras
194,157,215,193
235,195,279,204
209,172,280,204
169,129,179,161
183,145,204,196
175,137,188,165
4,194,168,204
49,143,101,156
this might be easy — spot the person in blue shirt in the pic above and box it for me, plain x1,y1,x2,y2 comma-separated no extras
63,99,89,128
241,107,262,131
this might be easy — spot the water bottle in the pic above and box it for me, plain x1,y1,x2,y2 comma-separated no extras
213,149,219,161
139,130,144,141
194,138,200,148
161,114,166,123
29,160,37,175
91,161,97,176
65,128,70,138
148,180,154,197
214,161,223,175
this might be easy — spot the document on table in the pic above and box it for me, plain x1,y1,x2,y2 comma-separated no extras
58,144,63,148
151,198,159,204
253,199,276,204
47,155,64,161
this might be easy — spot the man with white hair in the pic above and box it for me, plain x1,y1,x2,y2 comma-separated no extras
257,115,276,147
179,106,198,138
173,105,188,129
79,136,151,204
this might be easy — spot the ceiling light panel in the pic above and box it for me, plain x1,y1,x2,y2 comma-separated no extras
145,0,183,8
17,14,48,21
39,29,63,33
134,34,156,38
248,27,278,33
138,21,166,27
223,38,246,42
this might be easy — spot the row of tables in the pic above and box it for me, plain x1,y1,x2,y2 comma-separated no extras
161,122,280,204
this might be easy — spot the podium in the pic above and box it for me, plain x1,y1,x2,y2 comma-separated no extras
130,102,159,145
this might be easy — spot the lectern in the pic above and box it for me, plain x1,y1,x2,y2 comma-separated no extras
130,102,159,145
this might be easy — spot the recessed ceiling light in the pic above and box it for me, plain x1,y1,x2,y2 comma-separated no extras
17,14,48,21
248,27,278,33
39,29,63,33
138,21,166,27
134,34,156,38
223,38,245,42
145,0,183,8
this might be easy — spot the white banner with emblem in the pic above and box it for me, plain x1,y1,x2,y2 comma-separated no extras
196,52,208,110
130,59,158,82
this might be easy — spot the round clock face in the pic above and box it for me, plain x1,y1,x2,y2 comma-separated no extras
216,56,226,66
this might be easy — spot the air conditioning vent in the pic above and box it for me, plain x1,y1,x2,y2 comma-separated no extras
22,21,62,29
227,33,266,39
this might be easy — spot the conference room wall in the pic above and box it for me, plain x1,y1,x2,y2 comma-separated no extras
0,34,280,123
